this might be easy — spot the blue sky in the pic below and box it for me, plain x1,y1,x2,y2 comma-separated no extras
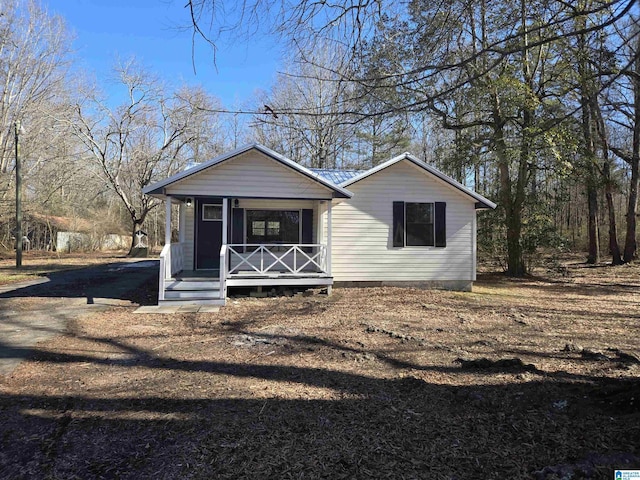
47,0,281,107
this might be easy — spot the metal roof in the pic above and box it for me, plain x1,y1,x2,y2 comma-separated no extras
309,168,364,185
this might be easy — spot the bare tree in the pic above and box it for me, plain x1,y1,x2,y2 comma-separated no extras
0,0,73,202
251,45,357,168
71,60,223,251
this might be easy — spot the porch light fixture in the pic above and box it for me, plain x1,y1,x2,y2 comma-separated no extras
185,197,193,207
234,198,239,208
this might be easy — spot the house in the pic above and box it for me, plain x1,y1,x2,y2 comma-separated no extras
142,143,496,306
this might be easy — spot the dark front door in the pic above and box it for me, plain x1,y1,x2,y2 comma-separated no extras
195,198,223,270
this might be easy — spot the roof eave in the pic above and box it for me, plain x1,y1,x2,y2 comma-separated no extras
475,200,497,210
341,153,496,209
142,186,164,196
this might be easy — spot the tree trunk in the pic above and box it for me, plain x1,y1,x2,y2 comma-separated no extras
600,122,622,265
605,182,622,265
592,94,622,265
624,32,640,262
128,215,145,256
505,207,525,275
493,93,526,276
624,155,639,262
576,11,601,264
586,181,599,264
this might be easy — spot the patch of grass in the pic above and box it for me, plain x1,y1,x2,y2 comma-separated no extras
0,272,34,285
0,251,129,285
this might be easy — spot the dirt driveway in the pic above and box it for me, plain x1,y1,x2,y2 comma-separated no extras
0,260,639,479
0,260,157,375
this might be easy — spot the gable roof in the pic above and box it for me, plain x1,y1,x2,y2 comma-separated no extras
341,153,496,209
309,168,364,185
143,143,353,198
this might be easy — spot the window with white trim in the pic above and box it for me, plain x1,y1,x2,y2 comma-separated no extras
202,204,222,221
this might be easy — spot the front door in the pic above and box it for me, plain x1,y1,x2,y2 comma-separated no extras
195,198,223,270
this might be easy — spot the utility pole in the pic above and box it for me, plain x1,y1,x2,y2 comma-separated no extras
15,120,22,269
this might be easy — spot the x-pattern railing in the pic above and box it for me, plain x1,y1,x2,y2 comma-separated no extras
227,244,327,275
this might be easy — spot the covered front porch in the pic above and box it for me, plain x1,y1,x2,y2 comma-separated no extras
142,144,353,306
158,196,334,306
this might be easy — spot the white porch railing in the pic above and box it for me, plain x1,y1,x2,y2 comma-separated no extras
219,244,228,299
158,242,185,301
227,244,327,276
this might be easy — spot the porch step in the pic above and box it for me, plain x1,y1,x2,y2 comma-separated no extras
162,277,224,305
164,289,221,300
165,280,220,290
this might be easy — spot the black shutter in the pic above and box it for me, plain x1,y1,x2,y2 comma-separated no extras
393,201,405,247
301,209,313,244
435,202,446,247
232,208,244,251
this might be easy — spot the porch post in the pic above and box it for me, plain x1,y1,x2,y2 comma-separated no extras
178,202,185,243
165,197,172,245
220,198,229,299
327,200,332,276
222,198,228,245
316,201,324,244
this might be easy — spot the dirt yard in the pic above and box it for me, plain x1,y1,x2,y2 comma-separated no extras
1,260,639,479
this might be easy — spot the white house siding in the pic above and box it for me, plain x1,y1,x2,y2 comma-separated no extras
164,150,333,199
331,160,476,282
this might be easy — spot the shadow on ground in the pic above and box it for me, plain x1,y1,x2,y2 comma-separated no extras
0,330,638,480
0,261,159,306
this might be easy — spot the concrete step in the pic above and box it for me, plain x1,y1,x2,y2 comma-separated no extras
165,280,220,290
164,289,221,300
159,298,226,307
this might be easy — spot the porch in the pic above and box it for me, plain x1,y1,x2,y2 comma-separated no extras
141,144,355,307
157,197,334,306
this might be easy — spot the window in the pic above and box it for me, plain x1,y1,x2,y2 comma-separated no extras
246,210,300,243
393,201,447,248
406,203,434,246
202,204,222,221
252,221,266,236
